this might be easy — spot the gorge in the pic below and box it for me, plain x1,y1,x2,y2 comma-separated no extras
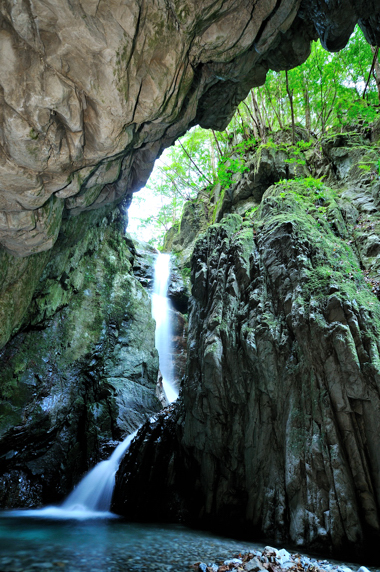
2,1,380,570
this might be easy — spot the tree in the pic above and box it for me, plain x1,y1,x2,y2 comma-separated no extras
129,25,380,247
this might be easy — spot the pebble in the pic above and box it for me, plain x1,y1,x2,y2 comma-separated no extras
276,549,293,570
1,519,379,572
193,547,379,572
245,557,266,572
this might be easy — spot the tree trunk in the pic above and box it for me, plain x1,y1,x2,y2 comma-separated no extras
302,76,311,133
178,141,212,185
363,46,379,100
258,87,273,131
247,94,260,138
371,45,380,104
285,70,296,144
251,90,267,143
241,100,258,135
265,85,284,130
211,129,222,159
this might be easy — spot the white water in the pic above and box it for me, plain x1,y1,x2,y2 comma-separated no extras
5,253,177,521
61,430,138,513
6,431,138,520
152,253,179,403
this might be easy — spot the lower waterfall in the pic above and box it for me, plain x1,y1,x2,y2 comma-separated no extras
5,252,177,519
6,431,137,519
61,430,138,514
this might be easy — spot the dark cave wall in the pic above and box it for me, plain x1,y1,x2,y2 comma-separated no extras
0,204,161,508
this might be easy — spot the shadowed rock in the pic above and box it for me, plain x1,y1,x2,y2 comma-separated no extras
114,163,380,561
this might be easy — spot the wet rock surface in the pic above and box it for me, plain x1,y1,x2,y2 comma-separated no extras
169,307,188,386
126,236,157,291
184,201,380,558
0,205,160,507
194,545,378,572
115,128,380,560
167,261,191,314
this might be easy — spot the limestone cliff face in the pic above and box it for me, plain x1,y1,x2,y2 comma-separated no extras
0,205,161,508
2,0,380,258
114,128,380,560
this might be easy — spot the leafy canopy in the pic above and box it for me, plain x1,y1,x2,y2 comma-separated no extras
128,26,380,247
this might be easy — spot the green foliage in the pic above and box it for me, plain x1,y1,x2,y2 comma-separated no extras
277,176,325,191
217,156,249,190
256,25,379,135
128,25,380,247
258,179,377,312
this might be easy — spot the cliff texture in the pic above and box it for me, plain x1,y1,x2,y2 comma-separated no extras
1,0,380,258
114,127,380,561
0,205,161,508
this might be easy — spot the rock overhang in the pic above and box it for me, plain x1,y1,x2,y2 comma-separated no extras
1,0,380,256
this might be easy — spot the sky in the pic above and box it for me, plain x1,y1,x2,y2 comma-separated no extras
126,153,170,244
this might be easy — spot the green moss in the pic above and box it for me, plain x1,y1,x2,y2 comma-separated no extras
255,179,380,335
29,128,39,140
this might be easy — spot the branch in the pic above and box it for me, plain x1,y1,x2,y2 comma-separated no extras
178,140,213,185
363,46,379,99
158,165,210,200
211,129,223,158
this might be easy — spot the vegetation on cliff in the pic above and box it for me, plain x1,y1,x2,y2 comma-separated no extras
116,117,380,558
131,25,380,247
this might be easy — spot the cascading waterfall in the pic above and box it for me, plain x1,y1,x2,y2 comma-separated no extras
6,253,177,520
7,430,138,519
151,253,179,404
61,430,138,514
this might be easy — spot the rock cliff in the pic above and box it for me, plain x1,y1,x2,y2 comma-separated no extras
2,0,380,559
114,126,380,562
0,204,161,507
1,0,380,258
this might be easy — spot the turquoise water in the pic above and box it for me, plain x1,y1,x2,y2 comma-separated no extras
0,516,264,571
1,515,379,572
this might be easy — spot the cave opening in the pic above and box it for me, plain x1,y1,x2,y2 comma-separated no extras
1,2,380,570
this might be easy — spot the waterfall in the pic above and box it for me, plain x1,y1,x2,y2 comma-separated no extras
6,253,177,520
61,430,138,513
6,431,137,520
152,253,178,403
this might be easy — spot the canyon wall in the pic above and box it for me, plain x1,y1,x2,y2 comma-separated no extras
0,203,161,507
114,127,380,561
